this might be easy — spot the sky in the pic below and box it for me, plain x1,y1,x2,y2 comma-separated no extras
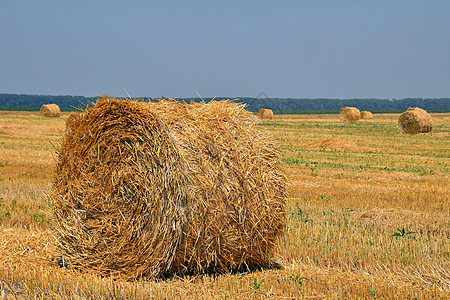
1,0,450,99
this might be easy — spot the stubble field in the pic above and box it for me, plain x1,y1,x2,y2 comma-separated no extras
0,110,449,299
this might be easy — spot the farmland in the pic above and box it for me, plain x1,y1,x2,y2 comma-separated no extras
0,110,449,299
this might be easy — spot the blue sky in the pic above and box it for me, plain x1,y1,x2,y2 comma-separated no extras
1,0,450,99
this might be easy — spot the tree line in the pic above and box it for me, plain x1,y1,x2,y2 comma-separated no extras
0,93,449,113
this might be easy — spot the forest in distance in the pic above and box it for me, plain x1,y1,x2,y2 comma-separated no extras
0,93,449,113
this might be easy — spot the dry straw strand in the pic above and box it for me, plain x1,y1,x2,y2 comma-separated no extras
49,96,286,280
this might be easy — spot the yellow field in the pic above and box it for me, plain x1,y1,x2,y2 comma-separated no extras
0,110,449,299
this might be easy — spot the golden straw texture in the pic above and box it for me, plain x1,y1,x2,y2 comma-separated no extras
49,96,286,280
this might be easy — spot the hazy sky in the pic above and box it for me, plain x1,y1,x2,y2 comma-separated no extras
1,0,450,99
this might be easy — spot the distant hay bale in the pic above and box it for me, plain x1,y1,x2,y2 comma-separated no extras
339,107,361,121
398,107,433,134
360,111,373,119
49,96,286,280
258,108,274,120
40,104,61,117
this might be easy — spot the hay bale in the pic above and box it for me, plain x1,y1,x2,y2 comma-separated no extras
40,104,61,117
339,107,361,121
49,96,286,279
360,111,373,119
398,107,433,134
257,108,274,120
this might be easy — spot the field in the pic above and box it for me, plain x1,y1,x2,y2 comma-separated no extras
0,110,449,299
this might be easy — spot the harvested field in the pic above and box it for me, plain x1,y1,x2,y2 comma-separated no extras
0,109,449,299
304,137,357,151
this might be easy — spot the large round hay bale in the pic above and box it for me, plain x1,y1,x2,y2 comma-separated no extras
257,108,274,120
49,96,286,279
398,107,433,134
40,104,61,117
339,107,361,121
360,111,373,119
